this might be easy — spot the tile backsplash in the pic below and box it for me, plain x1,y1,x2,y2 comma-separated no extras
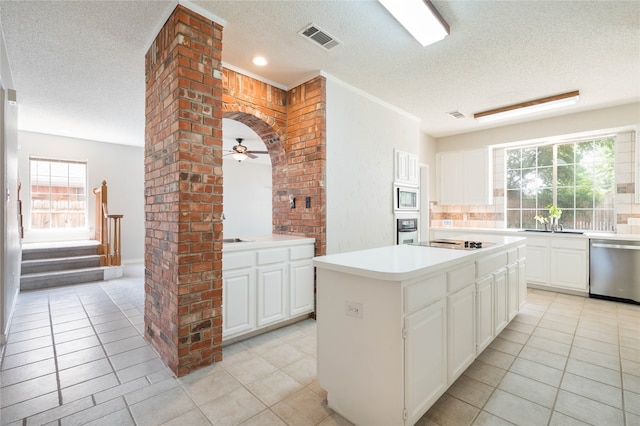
432,130,640,234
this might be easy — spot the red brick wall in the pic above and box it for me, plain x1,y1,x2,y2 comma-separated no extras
144,5,224,376
222,70,327,256
145,5,326,377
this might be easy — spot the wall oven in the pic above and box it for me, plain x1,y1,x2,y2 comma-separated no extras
397,217,418,245
394,184,419,211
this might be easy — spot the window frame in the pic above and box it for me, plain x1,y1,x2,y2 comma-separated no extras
29,157,89,231
505,136,616,232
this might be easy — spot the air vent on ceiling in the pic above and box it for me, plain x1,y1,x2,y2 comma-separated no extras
447,111,466,119
299,24,342,50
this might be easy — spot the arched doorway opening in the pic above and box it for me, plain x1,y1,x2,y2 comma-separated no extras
222,118,273,236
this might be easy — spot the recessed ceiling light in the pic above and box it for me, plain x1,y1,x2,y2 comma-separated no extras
252,56,267,66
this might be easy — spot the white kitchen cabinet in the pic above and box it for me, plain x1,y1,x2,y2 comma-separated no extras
223,238,315,341
289,259,315,316
549,238,588,291
525,236,549,285
494,268,508,335
405,298,447,426
524,235,588,293
222,268,255,337
437,152,463,205
437,149,490,205
394,149,419,185
447,284,476,383
507,263,518,321
476,274,494,354
257,264,287,327
518,259,527,308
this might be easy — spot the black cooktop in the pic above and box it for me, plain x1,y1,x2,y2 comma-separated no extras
412,239,494,250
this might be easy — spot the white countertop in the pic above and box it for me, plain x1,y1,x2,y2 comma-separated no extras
222,234,315,252
431,227,640,242
313,235,525,281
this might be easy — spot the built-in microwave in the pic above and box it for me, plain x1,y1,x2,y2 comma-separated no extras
394,184,419,211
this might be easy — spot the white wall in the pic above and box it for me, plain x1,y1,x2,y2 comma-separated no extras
1,20,20,348
326,77,421,254
222,159,272,237
18,132,144,262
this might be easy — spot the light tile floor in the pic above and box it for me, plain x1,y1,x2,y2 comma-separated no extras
1,264,639,425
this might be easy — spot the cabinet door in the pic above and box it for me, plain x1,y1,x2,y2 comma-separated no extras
494,268,508,335
518,259,527,308
525,244,548,285
550,249,587,290
223,268,256,337
476,275,493,354
448,285,476,383
395,149,419,185
405,299,447,426
257,264,287,327
463,149,489,205
437,152,463,205
507,264,518,321
289,260,315,316
407,154,419,185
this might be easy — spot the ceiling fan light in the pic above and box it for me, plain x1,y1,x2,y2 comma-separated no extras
232,152,247,162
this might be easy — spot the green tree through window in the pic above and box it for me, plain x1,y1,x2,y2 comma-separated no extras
506,137,615,231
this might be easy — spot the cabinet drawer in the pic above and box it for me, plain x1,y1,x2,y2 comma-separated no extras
258,248,288,265
290,244,315,260
476,251,508,277
551,237,587,251
404,274,446,313
223,251,255,270
526,237,549,248
448,263,475,293
507,248,518,264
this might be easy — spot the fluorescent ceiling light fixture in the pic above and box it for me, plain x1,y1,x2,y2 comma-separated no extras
252,56,267,66
474,90,580,123
378,0,449,47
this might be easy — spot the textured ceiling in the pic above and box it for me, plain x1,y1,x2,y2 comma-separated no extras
1,0,639,147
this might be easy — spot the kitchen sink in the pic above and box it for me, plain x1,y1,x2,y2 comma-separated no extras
519,229,584,235
222,238,253,243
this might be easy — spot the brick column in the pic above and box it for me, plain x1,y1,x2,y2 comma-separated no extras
144,5,223,376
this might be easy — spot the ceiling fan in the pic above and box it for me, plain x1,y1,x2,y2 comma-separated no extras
225,138,268,162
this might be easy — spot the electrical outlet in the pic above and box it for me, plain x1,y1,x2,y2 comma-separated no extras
463,214,468,222
345,301,363,319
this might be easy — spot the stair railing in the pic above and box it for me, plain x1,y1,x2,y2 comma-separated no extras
93,180,123,266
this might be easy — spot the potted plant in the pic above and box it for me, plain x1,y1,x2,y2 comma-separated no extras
534,204,562,232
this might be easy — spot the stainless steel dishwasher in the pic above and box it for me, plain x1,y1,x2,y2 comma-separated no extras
590,239,640,304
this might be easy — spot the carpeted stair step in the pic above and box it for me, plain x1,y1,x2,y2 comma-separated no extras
21,255,102,274
20,267,105,291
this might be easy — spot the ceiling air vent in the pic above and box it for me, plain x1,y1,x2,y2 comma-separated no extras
299,24,342,50
447,111,466,119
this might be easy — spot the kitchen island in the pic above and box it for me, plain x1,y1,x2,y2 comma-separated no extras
314,235,526,426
